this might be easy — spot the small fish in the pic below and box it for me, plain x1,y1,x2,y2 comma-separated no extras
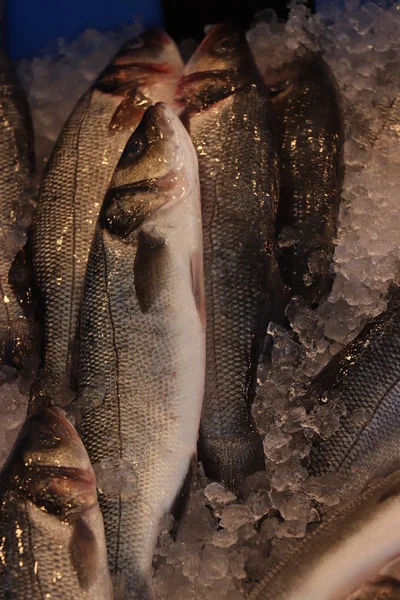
307,302,400,493
176,23,284,493
264,49,343,306
249,470,400,600
0,407,112,599
74,102,205,599
31,29,184,410
0,3,35,368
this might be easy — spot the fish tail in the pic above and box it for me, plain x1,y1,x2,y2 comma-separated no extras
199,433,265,495
111,569,155,600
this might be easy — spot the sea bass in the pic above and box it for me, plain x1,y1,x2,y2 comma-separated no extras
263,49,343,306
0,407,112,599
249,469,400,600
31,29,184,410
0,15,35,367
307,302,400,492
176,24,283,493
73,102,205,599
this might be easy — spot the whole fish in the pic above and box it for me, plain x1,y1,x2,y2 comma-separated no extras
0,407,112,599
0,10,35,368
175,23,283,493
73,102,205,599
249,469,400,600
31,29,184,410
307,302,400,492
263,49,343,306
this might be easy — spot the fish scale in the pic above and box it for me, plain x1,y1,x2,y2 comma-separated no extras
31,30,184,410
308,305,400,488
177,24,284,493
74,103,205,599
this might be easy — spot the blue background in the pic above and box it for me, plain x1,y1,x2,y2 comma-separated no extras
8,0,164,59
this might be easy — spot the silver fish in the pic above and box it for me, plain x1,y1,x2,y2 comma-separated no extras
175,23,284,493
73,102,205,599
0,29,35,368
307,301,400,493
249,470,400,600
0,407,112,599
31,29,184,410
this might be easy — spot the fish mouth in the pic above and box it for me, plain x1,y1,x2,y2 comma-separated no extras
145,102,176,140
29,407,81,445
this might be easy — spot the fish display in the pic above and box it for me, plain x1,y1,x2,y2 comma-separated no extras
307,301,400,491
0,408,112,599
248,469,400,600
73,102,205,598
31,29,184,410
0,30,35,368
263,49,343,306
175,23,284,493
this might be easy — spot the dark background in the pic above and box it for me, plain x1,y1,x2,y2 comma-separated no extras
162,0,316,42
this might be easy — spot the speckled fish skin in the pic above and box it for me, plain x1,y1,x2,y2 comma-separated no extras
176,24,283,493
74,103,205,599
264,49,343,306
307,304,400,492
0,407,113,600
0,40,35,367
249,470,400,600
31,29,184,411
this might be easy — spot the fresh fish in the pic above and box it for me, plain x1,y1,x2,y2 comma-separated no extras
175,23,283,493
307,302,400,492
0,407,112,599
249,469,400,600
31,29,184,410
263,49,343,306
0,13,35,367
73,102,205,599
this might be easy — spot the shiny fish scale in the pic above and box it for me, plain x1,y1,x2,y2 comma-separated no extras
0,50,34,361
192,85,282,490
78,227,201,597
32,91,132,404
309,306,400,484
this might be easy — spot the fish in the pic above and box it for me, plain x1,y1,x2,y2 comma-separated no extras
0,5,35,368
73,102,205,599
175,23,283,493
31,29,184,411
0,407,113,599
263,49,343,307
348,575,400,600
248,469,400,600
307,301,400,493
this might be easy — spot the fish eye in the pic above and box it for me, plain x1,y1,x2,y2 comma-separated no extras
126,36,145,50
119,133,146,166
215,37,236,53
30,424,59,449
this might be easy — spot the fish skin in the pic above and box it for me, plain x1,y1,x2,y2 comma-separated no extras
176,23,284,493
249,470,400,600
31,29,184,411
0,407,113,600
73,103,205,599
264,49,343,307
307,305,400,492
0,42,35,368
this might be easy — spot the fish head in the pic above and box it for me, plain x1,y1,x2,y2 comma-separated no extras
176,23,262,112
103,102,197,239
3,408,97,518
96,28,184,97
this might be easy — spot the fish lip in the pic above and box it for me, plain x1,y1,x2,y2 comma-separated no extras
141,27,175,47
38,407,82,444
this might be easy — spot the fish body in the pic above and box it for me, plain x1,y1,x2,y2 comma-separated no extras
74,103,205,599
249,470,400,600
31,30,184,409
0,407,112,599
0,42,35,366
308,305,400,490
264,50,343,306
176,24,283,492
